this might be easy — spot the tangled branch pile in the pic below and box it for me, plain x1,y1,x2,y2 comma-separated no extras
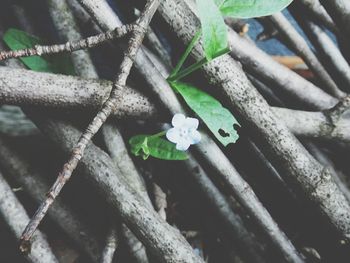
0,0,349,262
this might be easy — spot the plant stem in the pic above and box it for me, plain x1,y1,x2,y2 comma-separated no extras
168,30,201,79
168,47,230,81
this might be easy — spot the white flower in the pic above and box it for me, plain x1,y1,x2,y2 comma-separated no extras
166,113,201,151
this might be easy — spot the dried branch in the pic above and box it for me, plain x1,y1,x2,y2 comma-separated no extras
0,66,156,119
25,112,202,262
182,153,267,262
273,100,350,145
3,64,350,145
289,7,350,91
102,123,152,205
152,183,167,221
101,224,118,263
19,0,161,251
269,12,344,98
160,0,350,249
0,136,101,262
0,25,132,61
102,123,150,263
47,0,99,79
320,0,350,36
78,2,304,261
226,26,338,110
48,2,150,261
299,0,338,32
305,142,350,203
0,171,59,263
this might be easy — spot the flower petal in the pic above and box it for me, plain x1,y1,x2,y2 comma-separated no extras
189,130,201,144
184,117,199,129
166,128,181,143
172,113,186,128
176,140,191,151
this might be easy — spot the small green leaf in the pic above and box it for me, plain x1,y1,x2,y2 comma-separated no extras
197,0,228,60
3,28,75,75
129,135,188,160
170,81,239,146
216,0,294,18
129,135,150,160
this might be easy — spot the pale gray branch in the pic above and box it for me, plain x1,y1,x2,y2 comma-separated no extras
0,137,101,262
48,2,150,261
269,12,344,98
0,66,156,120
299,0,338,32
160,0,350,250
0,171,59,263
25,112,203,262
78,1,304,262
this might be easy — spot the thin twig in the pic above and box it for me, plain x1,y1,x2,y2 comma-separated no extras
20,0,161,252
0,24,133,61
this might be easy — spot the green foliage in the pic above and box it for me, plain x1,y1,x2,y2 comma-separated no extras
215,0,294,18
3,28,75,75
129,135,189,160
197,0,228,60
170,81,239,146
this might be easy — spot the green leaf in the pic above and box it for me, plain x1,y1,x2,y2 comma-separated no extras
129,135,151,160
216,0,294,18
129,135,188,160
197,0,228,60
3,28,75,75
170,81,239,146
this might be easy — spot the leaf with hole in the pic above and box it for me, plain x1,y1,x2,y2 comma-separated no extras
3,28,75,75
215,0,294,18
129,135,189,160
170,81,239,146
197,0,228,60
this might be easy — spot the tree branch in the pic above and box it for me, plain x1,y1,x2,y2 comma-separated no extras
160,0,350,249
78,1,305,262
25,112,203,262
227,23,338,110
269,12,344,98
0,66,157,120
20,0,162,251
101,224,118,263
0,137,101,262
0,24,133,61
0,171,59,263
273,100,350,144
299,0,338,32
